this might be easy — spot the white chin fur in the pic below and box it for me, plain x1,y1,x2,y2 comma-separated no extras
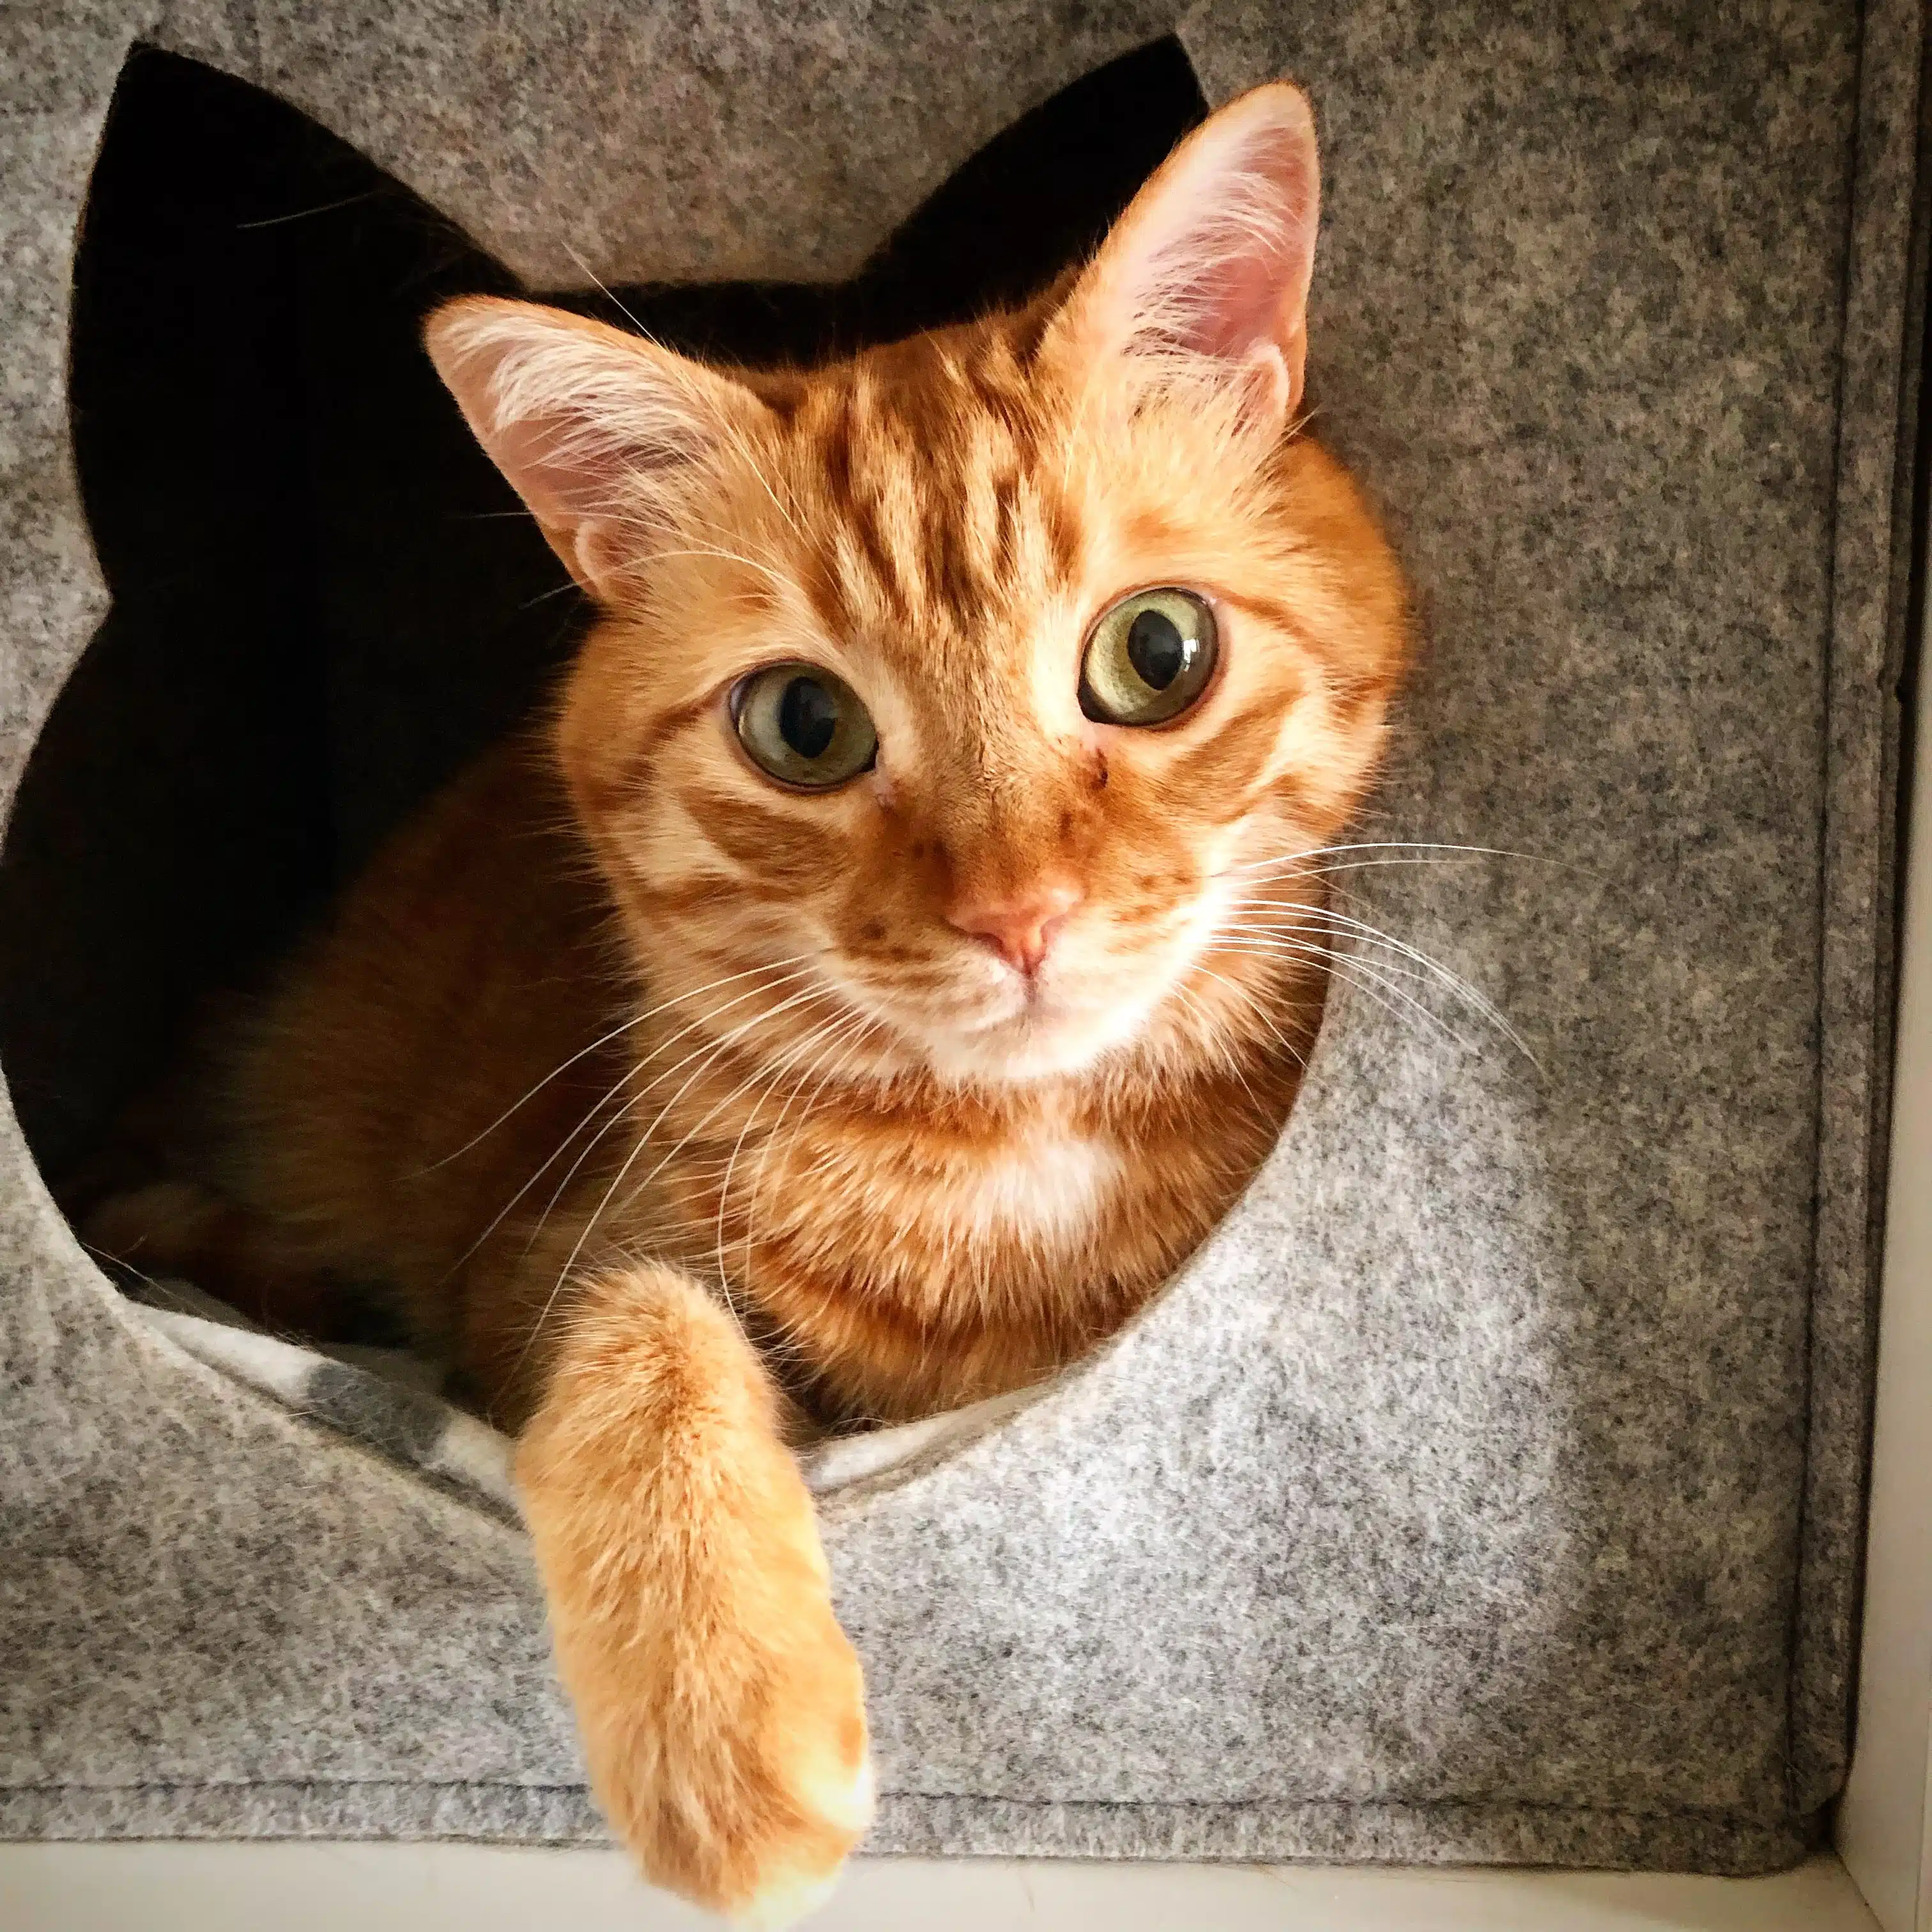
916,990,1165,1084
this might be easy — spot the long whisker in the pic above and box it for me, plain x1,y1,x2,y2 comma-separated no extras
1227,838,1576,878
1189,962,1308,1074
514,972,833,1266
1252,900,1535,1065
1216,940,1420,1045
407,953,816,1176
510,975,817,1263
581,993,857,1367
707,1009,857,1291
1241,855,1524,886
1212,932,1482,1056
1171,978,1275,1134
723,1034,891,1376
507,979,839,1377
1172,979,1303,1182
1216,871,1533,1065
744,1015,879,1264
1215,928,1445,1004
1213,837,1555,1065
717,1015,877,1317
440,963,822,1280
602,982,843,1237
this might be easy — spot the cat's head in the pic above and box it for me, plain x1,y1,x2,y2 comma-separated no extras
427,84,1407,1089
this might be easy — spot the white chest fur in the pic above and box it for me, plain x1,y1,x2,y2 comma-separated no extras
943,1128,1123,1245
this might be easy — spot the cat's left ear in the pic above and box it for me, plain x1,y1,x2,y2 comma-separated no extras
424,296,772,602
1049,82,1320,431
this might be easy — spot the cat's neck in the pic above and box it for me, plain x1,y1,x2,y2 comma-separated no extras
638,984,1312,1422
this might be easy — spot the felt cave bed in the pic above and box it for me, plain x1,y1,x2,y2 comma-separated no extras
1,0,1927,1873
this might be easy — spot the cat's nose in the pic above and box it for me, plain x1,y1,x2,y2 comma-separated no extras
947,881,1083,977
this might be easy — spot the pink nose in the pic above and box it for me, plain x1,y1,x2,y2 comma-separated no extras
947,882,1082,976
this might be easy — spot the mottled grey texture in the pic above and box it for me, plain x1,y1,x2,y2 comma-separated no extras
1792,0,1929,1807
1,0,1922,1876
157,0,1181,288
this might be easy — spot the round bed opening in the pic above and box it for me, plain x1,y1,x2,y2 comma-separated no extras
0,38,1215,1381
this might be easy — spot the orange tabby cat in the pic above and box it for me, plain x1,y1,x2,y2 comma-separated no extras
90,85,1407,1924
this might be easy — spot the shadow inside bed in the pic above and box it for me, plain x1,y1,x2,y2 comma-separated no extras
0,38,1211,1365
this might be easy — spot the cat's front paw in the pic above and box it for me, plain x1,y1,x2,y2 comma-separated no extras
514,1264,873,1926
582,1581,873,1927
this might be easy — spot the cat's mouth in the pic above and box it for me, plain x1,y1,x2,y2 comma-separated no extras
813,894,1234,1083
848,958,1174,1085
814,896,1244,1084
964,979,1068,1039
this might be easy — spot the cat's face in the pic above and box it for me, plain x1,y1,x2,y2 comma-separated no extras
555,346,1403,1087
430,85,1408,1090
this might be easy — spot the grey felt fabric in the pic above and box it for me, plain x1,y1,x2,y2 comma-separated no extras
112,1276,1023,1525
1,0,1926,1876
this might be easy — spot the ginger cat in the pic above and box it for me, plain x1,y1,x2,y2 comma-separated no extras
90,86,1407,1924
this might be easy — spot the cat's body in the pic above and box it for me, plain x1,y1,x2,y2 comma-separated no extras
130,728,1311,1428
90,86,1407,1926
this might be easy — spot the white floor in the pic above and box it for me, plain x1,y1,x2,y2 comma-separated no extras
0,1844,1879,1931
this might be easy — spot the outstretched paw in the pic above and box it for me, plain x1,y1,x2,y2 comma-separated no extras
515,1263,873,1925
592,1588,873,1926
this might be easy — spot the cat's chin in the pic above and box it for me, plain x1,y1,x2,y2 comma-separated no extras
920,1032,1104,1086
907,995,1162,1087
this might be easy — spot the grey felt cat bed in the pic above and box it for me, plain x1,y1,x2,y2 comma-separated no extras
1,0,1926,1876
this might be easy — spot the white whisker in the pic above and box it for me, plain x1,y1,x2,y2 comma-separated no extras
440,963,822,1281
707,1009,857,1292
1226,838,1573,878
1268,900,1535,1065
497,979,841,1390
1212,931,1481,1057
407,953,816,1176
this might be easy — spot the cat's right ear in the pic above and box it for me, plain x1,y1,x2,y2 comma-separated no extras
424,296,769,602
1048,82,1321,434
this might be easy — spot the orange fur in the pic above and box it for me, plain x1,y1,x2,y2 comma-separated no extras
89,87,1409,1921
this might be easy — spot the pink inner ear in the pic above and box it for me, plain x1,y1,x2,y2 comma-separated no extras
489,410,639,526
1089,87,1321,387
425,296,761,596
1161,234,1308,364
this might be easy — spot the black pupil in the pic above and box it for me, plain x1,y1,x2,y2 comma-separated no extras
778,676,839,760
1126,609,1188,689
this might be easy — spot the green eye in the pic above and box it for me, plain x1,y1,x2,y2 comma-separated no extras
733,663,878,790
1078,588,1219,726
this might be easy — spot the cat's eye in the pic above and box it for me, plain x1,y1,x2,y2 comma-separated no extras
732,663,878,790
1078,588,1219,726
